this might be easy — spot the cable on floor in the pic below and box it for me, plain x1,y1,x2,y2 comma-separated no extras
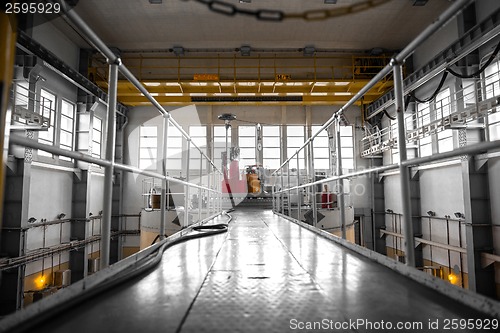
10,211,233,333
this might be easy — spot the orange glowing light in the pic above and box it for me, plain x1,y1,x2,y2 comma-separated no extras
35,275,46,289
448,273,458,285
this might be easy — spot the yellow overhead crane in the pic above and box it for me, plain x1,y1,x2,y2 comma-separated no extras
90,53,395,106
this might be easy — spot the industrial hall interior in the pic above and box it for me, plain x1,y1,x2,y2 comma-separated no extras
1,0,500,332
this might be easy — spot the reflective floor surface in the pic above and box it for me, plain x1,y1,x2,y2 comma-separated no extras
38,209,488,333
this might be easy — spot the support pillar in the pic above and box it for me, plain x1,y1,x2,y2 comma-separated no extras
0,8,17,242
100,63,118,269
336,121,346,239
392,60,416,267
462,157,495,296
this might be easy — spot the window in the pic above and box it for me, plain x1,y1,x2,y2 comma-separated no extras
92,117,102,159
462,79,477,108
38,89,56,157
417,101,431,127
339,125,354,170
435,88,451,119
287,125,305,170
166,124,183,170
484,60,500,99
437,129,453,153
312,125,329,170
238,125,256,168
139,126,157,170
189,126,207,171
489,112,500,141
390,119,399,164
213,125,231,171
435,88,453,153
59,100,75,161
262,126,281,169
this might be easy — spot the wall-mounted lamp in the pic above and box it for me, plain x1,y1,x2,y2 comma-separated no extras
28,217,37,223
426,210,436,217
57,213,66,219
386,209,394,214
454,212,465,219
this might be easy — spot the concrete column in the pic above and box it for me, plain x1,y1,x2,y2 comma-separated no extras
462,157,495,296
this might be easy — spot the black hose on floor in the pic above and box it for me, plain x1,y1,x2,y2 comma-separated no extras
7,211,233,333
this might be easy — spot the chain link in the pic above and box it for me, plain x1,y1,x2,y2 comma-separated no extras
190,0,393,22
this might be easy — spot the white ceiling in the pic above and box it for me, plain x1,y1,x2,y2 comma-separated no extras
66,0,456,52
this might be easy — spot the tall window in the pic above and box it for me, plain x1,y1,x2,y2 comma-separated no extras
485,60,500,140
213,125,231,171
462,79,477,108
489,112,500,141
262,126,281,169
166,124,183,170
189,126,207,171
238,125,256,168
59,100,75,161
390,119,399,164
92,117,102,159
139,125,157,170
484,60,500,99
38,89,56,156
312,125,329,170
417,101,431,128
287,125,305,170
419,136,432,157
435,88,453,153
339,125,354,170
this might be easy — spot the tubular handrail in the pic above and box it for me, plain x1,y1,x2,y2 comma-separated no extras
272,0,474,176
54,0,221,174
9,135,219,193
274,139,500,194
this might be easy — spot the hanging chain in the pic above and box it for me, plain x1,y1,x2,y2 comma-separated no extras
188,0,393,22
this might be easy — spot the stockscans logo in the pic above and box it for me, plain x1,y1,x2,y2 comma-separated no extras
3,1,79,29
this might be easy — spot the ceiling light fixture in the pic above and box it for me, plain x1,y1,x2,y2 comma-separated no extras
240,45,251,56
239,0,251,3
172,46,184,56
324,0,338,4
303,46,315,57
412,0,428,6
149,0,162,4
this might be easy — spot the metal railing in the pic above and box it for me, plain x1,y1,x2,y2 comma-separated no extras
7,0,225,271
272,0,490,269
361,70,500,157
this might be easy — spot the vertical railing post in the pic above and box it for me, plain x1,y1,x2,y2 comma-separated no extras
198,155,203,222
392,60,416,267
296,153,301,221
336,122,346,239
308,141,317,227
184,139,191,228
207,166,212,215
100,62,118,269
160,114,170,240
287,161,291,217
280,169,284,215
